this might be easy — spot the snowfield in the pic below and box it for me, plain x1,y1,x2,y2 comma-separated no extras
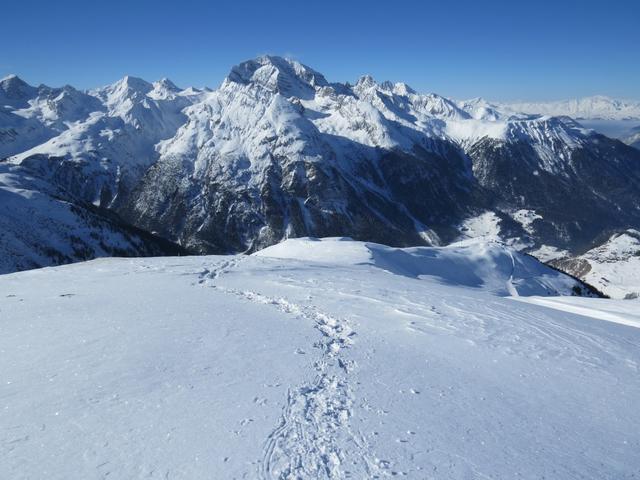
1,238,639,479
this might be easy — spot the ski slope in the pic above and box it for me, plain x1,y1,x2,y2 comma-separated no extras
1,238,639,479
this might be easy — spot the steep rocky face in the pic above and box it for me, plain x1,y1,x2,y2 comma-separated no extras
0,163,185,274
123,142,474,253
467,132,640,251
118,57,479,252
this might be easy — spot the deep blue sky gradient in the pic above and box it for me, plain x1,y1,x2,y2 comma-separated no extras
2,0,638,101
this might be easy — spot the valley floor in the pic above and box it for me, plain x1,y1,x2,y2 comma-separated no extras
1,239,639,479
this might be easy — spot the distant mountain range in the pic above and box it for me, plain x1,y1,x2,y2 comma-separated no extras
499,96,640,121
1,57,639,296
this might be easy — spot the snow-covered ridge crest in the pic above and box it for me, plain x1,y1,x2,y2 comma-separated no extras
3,57,602,164
2,71,205,208
211,55,600,150
255,237,592,297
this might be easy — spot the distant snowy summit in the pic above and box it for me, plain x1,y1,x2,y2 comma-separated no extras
1,56,640,298
458,95,640,143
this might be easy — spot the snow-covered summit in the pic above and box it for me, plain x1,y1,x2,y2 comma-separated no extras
154,77,180,91
148,78,181,100
225,55,329,99
99,75,153,94
354,74,378,89
0,74,38,109
92,75,154,113
457,97,506,121
256,237,592,297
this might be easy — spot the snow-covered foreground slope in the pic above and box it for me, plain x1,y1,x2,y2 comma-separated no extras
2,238,638,479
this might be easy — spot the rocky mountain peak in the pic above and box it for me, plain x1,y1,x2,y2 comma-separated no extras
153,78,180,92
225,55,328,99
391,82,416,96
115,75,153,94
149,78,182,100
0,74,37,108
355,74,377,89
91,75,154,113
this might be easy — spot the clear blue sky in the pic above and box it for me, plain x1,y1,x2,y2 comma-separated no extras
3,0,638,101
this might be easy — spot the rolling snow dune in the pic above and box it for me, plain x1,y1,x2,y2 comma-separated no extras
1,238,638,479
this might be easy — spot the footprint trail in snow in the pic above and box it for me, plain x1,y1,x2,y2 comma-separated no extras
198,256,380,479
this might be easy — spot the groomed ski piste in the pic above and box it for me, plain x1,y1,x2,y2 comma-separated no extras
1,238,639,479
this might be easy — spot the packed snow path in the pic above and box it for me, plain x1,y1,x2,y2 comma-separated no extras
1,238,639,479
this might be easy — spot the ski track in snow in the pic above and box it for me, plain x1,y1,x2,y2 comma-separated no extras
197,255,380,479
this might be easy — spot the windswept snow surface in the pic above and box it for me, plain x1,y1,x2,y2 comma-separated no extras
1,238,639,479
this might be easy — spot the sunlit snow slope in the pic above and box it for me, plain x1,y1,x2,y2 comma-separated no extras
1,238,638,479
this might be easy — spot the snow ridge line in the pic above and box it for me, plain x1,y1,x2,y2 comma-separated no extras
197,257,379,479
